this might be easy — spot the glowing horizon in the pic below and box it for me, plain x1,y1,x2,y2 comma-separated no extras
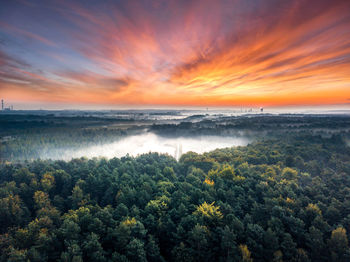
1,0,350,108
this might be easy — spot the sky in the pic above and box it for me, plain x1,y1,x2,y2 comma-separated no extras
0,0,350,109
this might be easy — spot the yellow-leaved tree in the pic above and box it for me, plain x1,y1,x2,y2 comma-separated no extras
328,227,349,262
194,201,223,220
239,244,253,262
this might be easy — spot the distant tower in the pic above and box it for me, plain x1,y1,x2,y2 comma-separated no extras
1,99,3,110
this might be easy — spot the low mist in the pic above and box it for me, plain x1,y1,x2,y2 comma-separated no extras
41,132,250,160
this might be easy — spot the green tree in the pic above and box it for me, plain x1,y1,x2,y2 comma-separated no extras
126,238,146,262
280,233,296,261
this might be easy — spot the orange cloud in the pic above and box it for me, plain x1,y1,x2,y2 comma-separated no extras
0,0,350,107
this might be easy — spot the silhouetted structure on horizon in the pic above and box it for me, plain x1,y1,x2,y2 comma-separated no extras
1,99,14,111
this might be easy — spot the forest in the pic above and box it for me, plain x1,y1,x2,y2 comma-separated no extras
1,112,350,161
1,129,350,261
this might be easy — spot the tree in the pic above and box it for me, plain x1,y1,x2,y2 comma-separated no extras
126,238,146,262
295,248,310,262
281,167,298,180
7,247,28,262
41,173,55,192
171,242,192,262
219,165,235,180
280,233,296,261
263,228,279,259
220,225,238,261
82,233,106,262
145,235,162,262
272,250,283,262
71,185,84,209
306,226,325,260
193,202,223,220
328,227,349,262
189,224,209,261
0,194,26,230
33,191,50,210
60,241,83,262
239,244,253,262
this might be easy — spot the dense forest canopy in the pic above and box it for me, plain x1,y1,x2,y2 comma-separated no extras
1,133,350,261
1,112,350,261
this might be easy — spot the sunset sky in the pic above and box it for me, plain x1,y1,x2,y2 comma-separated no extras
0,0,350,109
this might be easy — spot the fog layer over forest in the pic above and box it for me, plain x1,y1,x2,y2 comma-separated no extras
1,111,350,162
40,132,250,160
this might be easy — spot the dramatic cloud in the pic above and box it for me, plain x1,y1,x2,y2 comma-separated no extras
0,0,349,108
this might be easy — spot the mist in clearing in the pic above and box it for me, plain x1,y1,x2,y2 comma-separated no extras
44,133,250,160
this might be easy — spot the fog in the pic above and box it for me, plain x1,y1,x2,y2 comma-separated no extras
42,133,250,160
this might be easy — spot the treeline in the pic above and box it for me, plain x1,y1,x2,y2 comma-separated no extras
0,127,127,161
0,113,136,161
0,135,350,261
2,114,350,162
150,115,350,136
